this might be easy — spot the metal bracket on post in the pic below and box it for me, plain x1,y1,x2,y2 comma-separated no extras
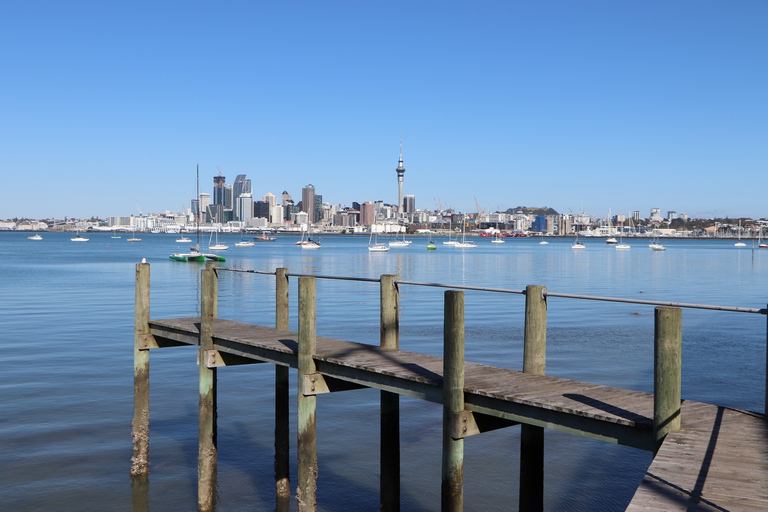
302,373,368,396
205,349,265,368
450,410,519,439
138,333,158,350
303,373,330,395
451,410,480,439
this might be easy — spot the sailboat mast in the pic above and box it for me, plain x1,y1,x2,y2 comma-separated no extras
195,164,200,251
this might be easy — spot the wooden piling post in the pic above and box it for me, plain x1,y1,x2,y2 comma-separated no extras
765,303,767,418
654,306,682,453
520,285,547,512
131,262,151,478
275,268,291,508
297,276,318,512
442,290,464,512
198,265,218,512
380,275,400,512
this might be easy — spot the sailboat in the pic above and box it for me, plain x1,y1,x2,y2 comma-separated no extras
71,230,89,242
426,231,436,250
491,224,505,244
759,227,767,249
208,230,228,251
388,230,412,248
615,222,630,250
539,232,548,245
734,220,746,247
572,230,585,250
454,214,477,248
649,235,666,251
368,229,389,252
235,238,254,247
170,165,207,262
443,219,457,246
127,227,141,242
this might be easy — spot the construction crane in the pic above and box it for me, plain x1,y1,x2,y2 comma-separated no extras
216,165,224,176
474,196,485,230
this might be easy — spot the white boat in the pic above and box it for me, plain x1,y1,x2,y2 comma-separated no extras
235,239,254,247
443,220,457,245
606,237,618,245
491,233,505,244
454,214,477,248
208,231,228,251
71,232,89,242
389,239,411,248
572,232,585,249
649,240,666,251
539,232,548,245
734,220,746,247
368,231,390,252
614,224,630,250
176,236,192,243
301,239,321,250
759,228,767,248
28,234,43,240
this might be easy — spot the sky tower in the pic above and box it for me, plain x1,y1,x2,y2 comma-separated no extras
395,139,405,218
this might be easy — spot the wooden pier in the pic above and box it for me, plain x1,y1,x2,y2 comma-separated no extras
131,263,768,511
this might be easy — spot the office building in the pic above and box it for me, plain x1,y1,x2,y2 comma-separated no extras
302,184,316,223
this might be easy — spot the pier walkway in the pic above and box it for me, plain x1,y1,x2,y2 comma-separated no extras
131,265,768,511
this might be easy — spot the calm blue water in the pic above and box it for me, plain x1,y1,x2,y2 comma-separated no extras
1,232,766,511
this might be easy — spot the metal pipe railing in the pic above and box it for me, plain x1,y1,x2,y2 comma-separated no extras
217,267,766,315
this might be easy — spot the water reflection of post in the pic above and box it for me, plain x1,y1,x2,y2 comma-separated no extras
380,275,400,511
520,285,547,511
198,263,218,512
275,268,291,512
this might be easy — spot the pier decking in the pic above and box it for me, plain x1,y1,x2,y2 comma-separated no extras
132,264,768,511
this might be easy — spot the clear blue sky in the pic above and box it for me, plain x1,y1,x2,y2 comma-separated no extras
2,1,766,220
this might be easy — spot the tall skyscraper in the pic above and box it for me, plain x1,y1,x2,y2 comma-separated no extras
233,174,252,221
404,194,415,214
213,171,226,206
302,184,316,223
361,201,375,225
395,140,406,218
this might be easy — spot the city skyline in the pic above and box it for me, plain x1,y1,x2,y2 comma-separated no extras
2,2,766,220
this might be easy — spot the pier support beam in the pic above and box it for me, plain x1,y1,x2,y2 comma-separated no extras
442,290,464,512
297,276,318,512
131,262,151,478
275,268,291,509
520,285,547,512
198,264,218,512
380,274,400,512
654,306,682,453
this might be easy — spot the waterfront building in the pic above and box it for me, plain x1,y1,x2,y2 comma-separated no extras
632,210,641,223
667,211,677,221
302,184,316,223
395,141,406,218
650,208,663,222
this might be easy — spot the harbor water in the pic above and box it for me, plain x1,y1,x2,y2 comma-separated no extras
1,232,766,511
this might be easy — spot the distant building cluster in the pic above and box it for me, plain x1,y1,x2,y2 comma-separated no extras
1,145,763,237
